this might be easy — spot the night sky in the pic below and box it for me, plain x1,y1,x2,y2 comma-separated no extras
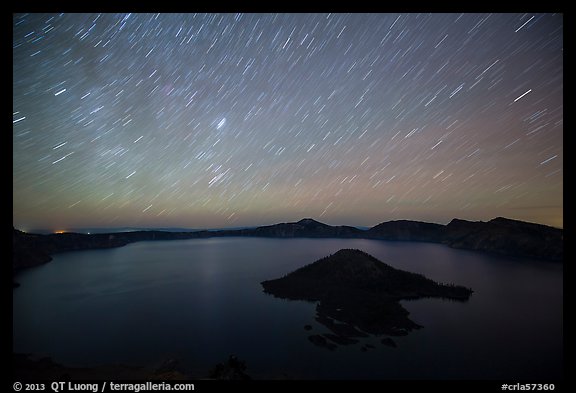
13,13,563,231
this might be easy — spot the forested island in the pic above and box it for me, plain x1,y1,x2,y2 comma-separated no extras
262,249,472,349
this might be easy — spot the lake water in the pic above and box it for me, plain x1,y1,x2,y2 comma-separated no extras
13,237,563,379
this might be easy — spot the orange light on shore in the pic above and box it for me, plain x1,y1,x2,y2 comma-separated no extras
54,230,67,234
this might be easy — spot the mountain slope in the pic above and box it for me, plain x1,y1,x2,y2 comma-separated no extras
366,219,444,242
245,218,363,238
442,217,563,261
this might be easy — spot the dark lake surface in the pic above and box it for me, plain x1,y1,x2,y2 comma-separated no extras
13,237,562,379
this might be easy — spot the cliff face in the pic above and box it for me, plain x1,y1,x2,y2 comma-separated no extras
11,228,217,272
12,229,53,270
363,217,562,262
12,228,129,271
442,217,563,261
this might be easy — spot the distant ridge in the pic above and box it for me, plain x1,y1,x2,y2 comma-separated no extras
24,226,256,235
366,219,444,242
12,216,563,276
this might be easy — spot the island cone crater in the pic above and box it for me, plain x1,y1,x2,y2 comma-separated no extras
261,249,473,348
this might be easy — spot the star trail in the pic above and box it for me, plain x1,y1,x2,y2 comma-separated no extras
13,13,563,231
